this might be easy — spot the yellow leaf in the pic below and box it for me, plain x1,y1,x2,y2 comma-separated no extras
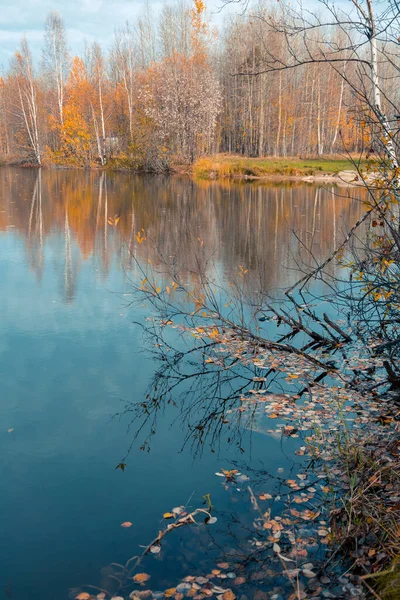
209,328,219,339
163,512,175,519
164,588,177,597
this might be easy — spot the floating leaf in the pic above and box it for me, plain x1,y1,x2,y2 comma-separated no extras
115,463,127,472
164,588,176,597
207,516,217,525
76,594,91,600
278,553,295,563
222,591,236,600
150,544,161,554
302,569,316,578
133,573,150,583
163,512,175,519
120,521,132,528
172,506,184,515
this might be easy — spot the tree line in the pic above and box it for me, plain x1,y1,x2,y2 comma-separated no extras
0,0,396,169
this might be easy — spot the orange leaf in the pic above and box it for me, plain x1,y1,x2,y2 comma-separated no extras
133,573,150,583
120,521,132,528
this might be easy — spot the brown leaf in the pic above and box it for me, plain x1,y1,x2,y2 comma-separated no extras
75,594,91,600
120,521,133,528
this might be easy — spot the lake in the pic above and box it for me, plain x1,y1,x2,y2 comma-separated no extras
0,168,363,599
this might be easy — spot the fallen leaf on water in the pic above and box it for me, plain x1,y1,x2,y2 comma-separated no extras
217,563,229,569
172,506,184,515
221,469,239,480
150,544,161,554
288,592,307,600
222,591,236,600
303,569,316,578
278,553,295,563
164,588,176,597
163,512,175,519
207,516,217,525
120,521,132,528
259,493,272,500
76,594,91,600
133,573,150,583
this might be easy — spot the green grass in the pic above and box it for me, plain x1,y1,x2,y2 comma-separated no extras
193,154,358,179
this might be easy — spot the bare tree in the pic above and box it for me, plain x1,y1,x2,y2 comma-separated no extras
86,42,109,165
11,38,42,165
42,11,69,127
110,23,137,141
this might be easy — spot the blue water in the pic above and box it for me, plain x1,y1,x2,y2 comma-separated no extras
0,168,362,599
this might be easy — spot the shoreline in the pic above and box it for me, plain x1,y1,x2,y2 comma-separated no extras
0,161,363,186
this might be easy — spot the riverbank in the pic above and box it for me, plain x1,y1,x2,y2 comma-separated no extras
0,154,362,183
192,155,362,182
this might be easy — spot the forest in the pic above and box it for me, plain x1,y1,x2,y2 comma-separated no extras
0,0,390,170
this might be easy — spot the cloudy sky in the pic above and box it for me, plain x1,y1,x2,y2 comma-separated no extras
0,0,235,68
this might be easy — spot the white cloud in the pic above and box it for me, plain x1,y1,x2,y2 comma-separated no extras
0,0,237,67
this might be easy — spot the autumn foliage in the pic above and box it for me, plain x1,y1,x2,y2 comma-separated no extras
0,1,378,169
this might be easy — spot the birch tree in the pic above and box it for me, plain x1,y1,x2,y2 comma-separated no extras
232,0,399,162
42,12,69,128
110,23,137,142
11,38,42,165
86,42,110,165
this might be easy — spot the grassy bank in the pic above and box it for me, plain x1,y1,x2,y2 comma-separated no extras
193,154,359,179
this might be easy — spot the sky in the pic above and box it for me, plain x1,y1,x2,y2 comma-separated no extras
0,0,236,68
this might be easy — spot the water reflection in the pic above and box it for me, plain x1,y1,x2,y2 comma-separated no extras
0,167,365,599
0,167,364,302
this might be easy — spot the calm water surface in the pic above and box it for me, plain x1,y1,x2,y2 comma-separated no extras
0,168,363,599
